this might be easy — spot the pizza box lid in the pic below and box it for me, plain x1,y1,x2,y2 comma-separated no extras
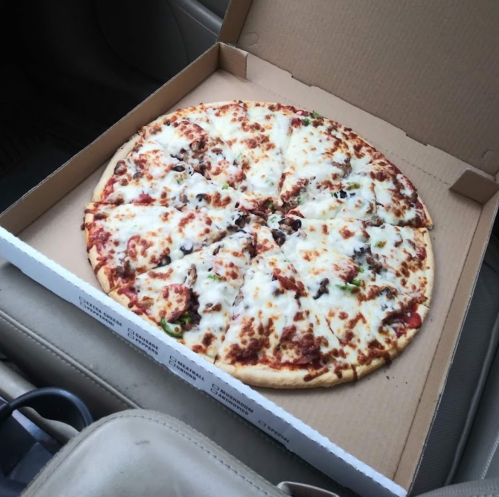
220,0,499,177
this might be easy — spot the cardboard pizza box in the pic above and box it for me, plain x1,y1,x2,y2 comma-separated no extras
1,1,498,495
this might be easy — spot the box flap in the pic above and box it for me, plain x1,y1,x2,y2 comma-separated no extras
218,0,252,45
450,169,499,204
228,0,499,175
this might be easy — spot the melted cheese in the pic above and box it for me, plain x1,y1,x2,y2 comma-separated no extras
125,232,252,358
94,101,432,377
219,248,343,368
280,224,413,361
206,103,292,198
88,203,248,288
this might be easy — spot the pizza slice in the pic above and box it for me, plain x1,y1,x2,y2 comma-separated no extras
110,231,254,360
278,112,432,227
363,223,433,305
216,225,351,388
286,160,431,228
273,216,433,305
85,203,250,293
93,132,258,212
366,157,432,227
277,220,428,377
205,101,295,199
286,173,377,221
280,116,354,210
142,104,251,191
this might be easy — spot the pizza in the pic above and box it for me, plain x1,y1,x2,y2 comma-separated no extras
84,101,434,389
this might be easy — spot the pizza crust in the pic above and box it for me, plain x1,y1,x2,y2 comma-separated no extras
84,207,114,294
217,304,430,389
422,229,435,308
87,245,112,294
92,132,143,202
420,196,434,229
355,304,430,381
217,362,355,389
109,286,216,364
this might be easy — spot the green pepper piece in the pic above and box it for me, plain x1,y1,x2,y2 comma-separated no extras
336,283,360,293
302,118,311,126
208,274,222,281
358,266,365,273
336,284,352,293
222,183,229,190
160,318,183,338
176,313,191,325
351,279,362,287
347,182,361,190
311,111,320,118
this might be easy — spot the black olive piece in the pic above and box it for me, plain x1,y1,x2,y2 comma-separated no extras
291,219,302,231
180,244,193,255
353,245,367,257
271,229,286,246
196,193,207,201
234,214,248,228
313,278,330,299
132,171,143,179
158,255,171,267
173,165,185,172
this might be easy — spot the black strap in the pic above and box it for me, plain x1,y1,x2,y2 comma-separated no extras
0,388,93,497
0,387,93,432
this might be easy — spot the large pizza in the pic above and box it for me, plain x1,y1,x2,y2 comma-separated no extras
84,101,434,388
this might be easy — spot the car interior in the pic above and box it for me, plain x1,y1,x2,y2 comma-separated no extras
1,1,499,496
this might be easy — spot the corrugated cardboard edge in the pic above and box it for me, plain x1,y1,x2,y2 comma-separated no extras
450,169,499,204
218,0,253,45
0,44,221,236
0,226,406,497
220,43,248,79
394,191,499,489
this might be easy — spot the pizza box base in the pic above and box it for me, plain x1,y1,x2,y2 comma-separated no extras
0,32,498,497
